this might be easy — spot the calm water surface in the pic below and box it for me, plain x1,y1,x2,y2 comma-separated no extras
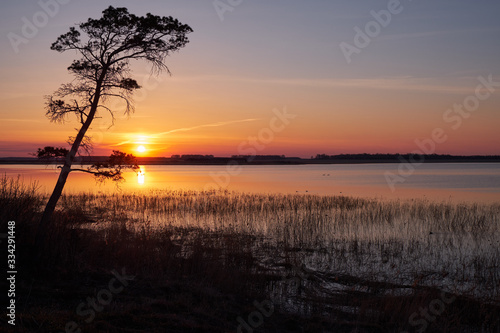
2,163,500,203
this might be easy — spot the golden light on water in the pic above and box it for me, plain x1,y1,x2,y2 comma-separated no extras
138,166,145,185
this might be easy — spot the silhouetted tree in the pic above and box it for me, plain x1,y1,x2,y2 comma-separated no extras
70,150,139,182
34,146,69,163
36,6,192,245
35,146,139,181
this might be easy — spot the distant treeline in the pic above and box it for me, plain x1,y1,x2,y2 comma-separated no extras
1,153,500,165
313,153,500,163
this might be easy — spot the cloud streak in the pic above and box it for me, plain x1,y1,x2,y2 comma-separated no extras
2,119,44,123
167,75,500,94
379,27,500,42
112,118,261,146
153,118,261,136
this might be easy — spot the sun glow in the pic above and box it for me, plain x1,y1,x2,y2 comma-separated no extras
137,145,147,153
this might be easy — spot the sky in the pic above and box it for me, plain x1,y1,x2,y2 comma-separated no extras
0,0,499,158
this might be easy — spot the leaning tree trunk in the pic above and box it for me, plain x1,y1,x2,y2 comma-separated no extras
36,76,105,248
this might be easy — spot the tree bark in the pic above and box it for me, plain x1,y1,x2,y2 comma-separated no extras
36,72,107,248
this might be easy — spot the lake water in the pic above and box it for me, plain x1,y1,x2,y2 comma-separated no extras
2,163,500,203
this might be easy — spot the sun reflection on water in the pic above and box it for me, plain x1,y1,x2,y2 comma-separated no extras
137,166,145,185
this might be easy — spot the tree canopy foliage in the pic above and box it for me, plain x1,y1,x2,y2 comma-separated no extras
46,6,193,124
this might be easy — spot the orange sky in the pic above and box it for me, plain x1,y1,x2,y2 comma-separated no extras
1,1,500,158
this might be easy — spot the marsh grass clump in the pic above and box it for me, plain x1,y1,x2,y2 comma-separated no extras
0,174,42,223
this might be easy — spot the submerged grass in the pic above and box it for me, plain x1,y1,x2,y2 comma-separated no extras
2,175,500,332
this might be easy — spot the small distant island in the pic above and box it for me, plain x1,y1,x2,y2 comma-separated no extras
2,153,500,165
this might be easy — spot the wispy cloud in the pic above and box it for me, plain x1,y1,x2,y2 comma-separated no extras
168,75,498,94
153,118,261,136
112,118,261,146
1,119,44,123
379,27,500,42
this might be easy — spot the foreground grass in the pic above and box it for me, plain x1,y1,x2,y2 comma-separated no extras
1,176,499,332
60,188,500,300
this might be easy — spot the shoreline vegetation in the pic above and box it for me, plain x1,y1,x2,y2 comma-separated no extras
2,175,499,332
2,153,500,165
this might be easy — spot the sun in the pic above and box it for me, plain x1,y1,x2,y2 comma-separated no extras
137,145,147,153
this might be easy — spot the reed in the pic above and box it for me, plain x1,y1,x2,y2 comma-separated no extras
56,189,500,299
